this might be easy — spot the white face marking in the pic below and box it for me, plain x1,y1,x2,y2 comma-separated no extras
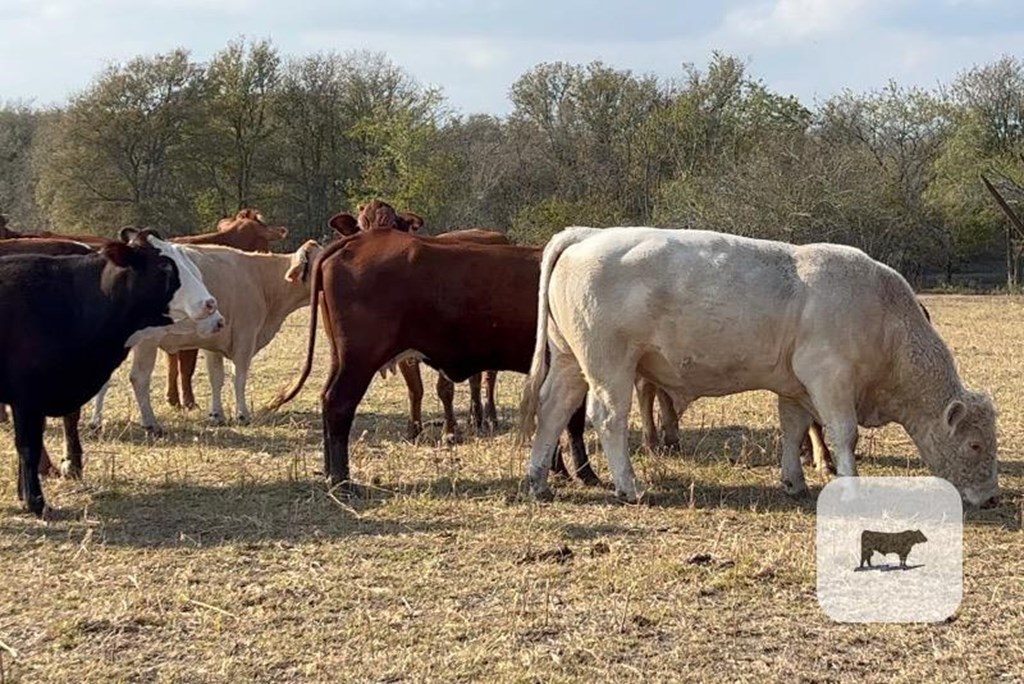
148,238,219,323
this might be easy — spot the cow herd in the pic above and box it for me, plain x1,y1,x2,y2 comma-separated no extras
0,203,1002,518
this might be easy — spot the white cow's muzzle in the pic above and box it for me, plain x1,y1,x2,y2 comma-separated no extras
195,311,226,337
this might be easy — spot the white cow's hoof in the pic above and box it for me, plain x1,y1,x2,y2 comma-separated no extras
87,420,102,432
527,475,554,502
236,414,251,426
614,489,639,505
782,479,809,498
532,486,555,503
143,424,164,437
209,412,226,426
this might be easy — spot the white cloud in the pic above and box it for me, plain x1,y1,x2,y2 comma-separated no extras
721,0,884,44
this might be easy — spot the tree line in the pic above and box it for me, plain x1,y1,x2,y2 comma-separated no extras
3,39,1024,286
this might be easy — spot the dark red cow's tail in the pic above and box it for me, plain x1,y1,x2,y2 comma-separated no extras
263,246,328,414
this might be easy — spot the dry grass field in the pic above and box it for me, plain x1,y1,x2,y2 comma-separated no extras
1,294,1023,682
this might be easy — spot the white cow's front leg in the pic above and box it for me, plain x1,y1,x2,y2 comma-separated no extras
88,380,110,430
232,352,253,424
205,351,226,425
587,374,639,503
128,343,162,434
802,371,860,501
777,396,813,496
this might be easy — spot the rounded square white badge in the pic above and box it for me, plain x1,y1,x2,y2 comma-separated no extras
816,476,963,623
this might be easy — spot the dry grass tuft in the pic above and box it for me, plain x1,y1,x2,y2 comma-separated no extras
1,294,1022,681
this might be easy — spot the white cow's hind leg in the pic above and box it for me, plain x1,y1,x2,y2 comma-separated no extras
88,380,110,430
206,351,226,425
526,351,588,500
587,371,640,502
128,344,162,434
777,396,813,496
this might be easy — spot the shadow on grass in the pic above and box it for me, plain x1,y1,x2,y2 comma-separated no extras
0,478,456,548
631,424,778,462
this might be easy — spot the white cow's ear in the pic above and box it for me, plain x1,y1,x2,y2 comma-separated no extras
944,399,967,435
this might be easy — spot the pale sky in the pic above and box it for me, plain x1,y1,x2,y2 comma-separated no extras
2,0,1023,114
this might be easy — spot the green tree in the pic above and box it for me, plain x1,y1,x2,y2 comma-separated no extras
35,49,206,233
0,103,49,229
195,38,281,224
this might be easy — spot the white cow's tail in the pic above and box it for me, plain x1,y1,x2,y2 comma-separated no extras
517,227,596,443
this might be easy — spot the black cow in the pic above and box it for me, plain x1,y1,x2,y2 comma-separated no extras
0,239,98,476
0,229,221,515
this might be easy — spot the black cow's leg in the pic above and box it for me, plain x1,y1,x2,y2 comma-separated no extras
12,406,46,516
468,373,484,431
0,403,8,423
436,373,461,442
323,365,375,491
62,409,84,479
483,371,499,430
399,360,424,440
566,401,600,486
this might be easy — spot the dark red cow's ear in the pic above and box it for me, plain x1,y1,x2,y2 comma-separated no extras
102,241,137,267
328,212,359,236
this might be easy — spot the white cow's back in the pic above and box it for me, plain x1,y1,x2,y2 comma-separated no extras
546,227,920,403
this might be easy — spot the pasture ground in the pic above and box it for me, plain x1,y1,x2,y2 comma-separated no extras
1,294,1022,682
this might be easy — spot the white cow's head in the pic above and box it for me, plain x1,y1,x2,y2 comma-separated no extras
119,228,224,335
919,390,999,508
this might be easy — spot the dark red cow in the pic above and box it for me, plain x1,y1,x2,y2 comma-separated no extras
269,229,597,490
326,200,501,440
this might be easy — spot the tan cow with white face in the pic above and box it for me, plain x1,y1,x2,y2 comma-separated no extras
90,241,321,432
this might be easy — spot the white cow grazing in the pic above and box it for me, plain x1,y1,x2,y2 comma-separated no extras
90,241,321,433
519,227,999,508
